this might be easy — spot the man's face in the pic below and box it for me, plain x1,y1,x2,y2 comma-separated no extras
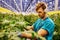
36,8,45,18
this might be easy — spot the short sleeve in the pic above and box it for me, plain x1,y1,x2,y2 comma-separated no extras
41,22,54,34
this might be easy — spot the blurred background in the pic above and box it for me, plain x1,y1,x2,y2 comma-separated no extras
0,0,60,13
0,0,60,40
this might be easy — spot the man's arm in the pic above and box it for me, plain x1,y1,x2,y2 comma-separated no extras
18,28,48,38
37,28,48,37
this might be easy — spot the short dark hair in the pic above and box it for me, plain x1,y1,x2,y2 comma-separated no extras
36,2,47,11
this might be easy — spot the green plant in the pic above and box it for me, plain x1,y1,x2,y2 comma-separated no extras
0,12,60,40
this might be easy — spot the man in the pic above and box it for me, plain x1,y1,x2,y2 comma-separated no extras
18,2,55,40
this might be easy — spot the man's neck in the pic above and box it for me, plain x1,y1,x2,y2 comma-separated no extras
42,14,47,20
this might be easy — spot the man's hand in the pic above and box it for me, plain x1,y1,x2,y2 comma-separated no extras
26,26,34,30
17,31,32,38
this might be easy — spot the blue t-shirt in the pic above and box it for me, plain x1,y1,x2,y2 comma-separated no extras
33,17,55,40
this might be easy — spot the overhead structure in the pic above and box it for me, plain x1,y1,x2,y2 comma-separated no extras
0,0,60,13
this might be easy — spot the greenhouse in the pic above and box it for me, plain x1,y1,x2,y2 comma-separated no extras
0,0,60,40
